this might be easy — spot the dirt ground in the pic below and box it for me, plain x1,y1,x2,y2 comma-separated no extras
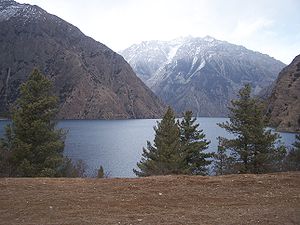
0,172,299,225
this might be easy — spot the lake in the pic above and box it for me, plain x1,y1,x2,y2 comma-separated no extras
0,118,297,177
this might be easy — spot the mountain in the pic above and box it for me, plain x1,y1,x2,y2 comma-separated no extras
266,55,300,132
0,0,165,119
120,36,285,116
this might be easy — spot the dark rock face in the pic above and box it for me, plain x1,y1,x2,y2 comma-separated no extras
121,36,285,116
266,55,300,132
0,0,165,119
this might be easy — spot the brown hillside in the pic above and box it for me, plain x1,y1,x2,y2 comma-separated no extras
0,1,165,119
266,55,300,132
0,172,299,225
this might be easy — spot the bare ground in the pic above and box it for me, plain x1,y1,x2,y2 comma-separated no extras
0,172,299,225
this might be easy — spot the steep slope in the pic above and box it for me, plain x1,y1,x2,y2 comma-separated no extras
266,55,300,132
121,36,285,116
0,0,165,119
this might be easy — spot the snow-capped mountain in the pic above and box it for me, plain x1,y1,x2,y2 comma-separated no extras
120,36,286,116
0,0,58,22
0,0,166,119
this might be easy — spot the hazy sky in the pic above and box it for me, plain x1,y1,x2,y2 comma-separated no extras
18,0,300,64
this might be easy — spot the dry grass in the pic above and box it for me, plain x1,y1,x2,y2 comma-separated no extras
0,172,300,225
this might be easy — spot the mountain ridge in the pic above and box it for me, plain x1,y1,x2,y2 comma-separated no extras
121,36,285,116
0,0,166,119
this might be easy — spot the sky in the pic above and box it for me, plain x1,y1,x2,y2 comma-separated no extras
18,0,300,64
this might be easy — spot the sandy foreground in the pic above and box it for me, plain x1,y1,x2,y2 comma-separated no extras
0,172,299,225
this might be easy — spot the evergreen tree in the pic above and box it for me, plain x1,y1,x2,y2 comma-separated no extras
134,106,183,176
179,111,211,175
0,69,65,177
293,134,300,151
213,137,235,175
284,134,300,171
218,84,286,174
0,127,12,177
57,158,87,178
97,165,105,178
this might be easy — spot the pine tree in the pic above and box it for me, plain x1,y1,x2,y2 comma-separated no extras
97,165,105,178
0,69,65,177
213,137,235,175
134,106,182,176
179,111,211,175
0,126,12,177
284,134,300,171
218,84,286,174
293,134,300,151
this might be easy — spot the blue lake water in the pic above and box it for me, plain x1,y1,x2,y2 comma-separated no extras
0,118,297,178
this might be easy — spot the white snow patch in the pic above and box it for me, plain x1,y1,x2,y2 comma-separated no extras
183,59,206,84
203,36,216,42
0,4,23,21
167,44,180,63
0,1,47,23
191,56,198,70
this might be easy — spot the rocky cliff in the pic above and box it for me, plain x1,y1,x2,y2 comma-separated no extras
266,55,300,132
121,36,285,116
0,0,165,119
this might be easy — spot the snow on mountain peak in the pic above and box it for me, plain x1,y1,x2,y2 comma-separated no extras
0,0,22,21
169,35,193,45
0,0,15,3
121,36,286,117
0,0,47,22
203,35,216,42
120,35,226,86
